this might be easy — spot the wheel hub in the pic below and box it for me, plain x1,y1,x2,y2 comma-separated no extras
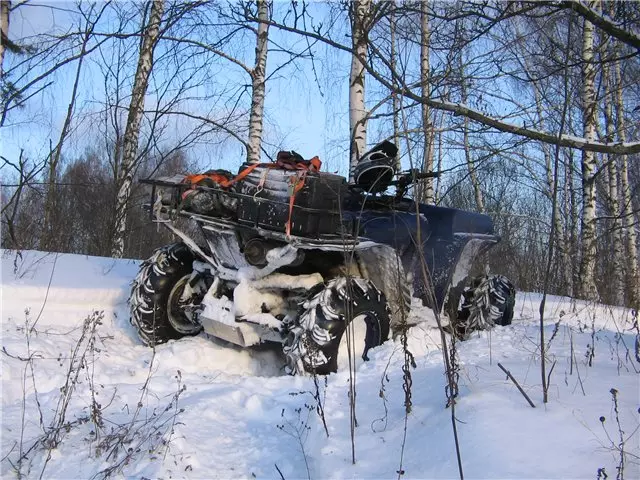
167,275,204,335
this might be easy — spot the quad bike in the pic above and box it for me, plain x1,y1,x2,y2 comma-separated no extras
129,141,515,374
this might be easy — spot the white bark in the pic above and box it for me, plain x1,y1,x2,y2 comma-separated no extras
563,152,575,298
420,0,434,204
578,8,599,301
247,0,269,164
349,0,370,182
112,0,164,258
567,148,579,295
0,1,9,75
390,3,400,172
614,60,640,309
602,52,624,306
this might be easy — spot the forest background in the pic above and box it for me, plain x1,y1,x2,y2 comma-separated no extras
1,0,639,310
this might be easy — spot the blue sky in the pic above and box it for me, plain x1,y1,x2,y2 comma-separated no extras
1,1,360,179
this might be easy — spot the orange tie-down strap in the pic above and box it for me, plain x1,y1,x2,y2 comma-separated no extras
286,171,310,238
182,156,322,238
182,155,321,190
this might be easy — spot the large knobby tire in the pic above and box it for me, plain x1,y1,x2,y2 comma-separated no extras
129,243,202,346
284,277,391,375
456,274,516,338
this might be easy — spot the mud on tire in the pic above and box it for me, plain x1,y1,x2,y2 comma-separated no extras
129,242,201,346
284,277,391,375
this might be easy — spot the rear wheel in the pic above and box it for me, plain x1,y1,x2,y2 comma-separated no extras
284,277,391,375
455,274,516,337
129,243,203,346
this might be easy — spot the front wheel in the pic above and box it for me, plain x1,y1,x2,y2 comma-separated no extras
129,243,203,346
284,277,391,375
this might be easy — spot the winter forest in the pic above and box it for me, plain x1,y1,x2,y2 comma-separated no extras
1,0,639,309
1,1,640,479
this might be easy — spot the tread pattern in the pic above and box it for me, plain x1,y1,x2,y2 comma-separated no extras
284,277,391,375
456,274,516,337
129,243,197,346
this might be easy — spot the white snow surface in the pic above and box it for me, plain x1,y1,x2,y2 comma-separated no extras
1,249,639,479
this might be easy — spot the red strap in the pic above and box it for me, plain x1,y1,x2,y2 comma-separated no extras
223,157,320,189
183,162,268,190
182,172,231,200
285,172,308,238
183,156,322,237
221,162,264,188
183,173,230,186
309,156,321,172
185,156,321,190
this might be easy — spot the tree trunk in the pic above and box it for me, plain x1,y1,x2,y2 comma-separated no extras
420,0,434,204
390,1,401,172
112,0,165,258
349,0,370,182
561,152,574,298
614,59,640,309
0,0,9,75
602,50,624,306
435,122,442,203
567,148,579,297
246,0,269,164
578,9,599,301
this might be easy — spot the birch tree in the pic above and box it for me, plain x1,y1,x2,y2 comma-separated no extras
0,0,24,74
0,0,10,74
614,59,640,309
246,0,269,164
601,37,624,306
112,0,165,258
420,0,434,204
349,0,370,181
577,5,599,301
389,2,400,172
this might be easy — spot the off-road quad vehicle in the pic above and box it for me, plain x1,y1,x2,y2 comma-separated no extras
130,141,515,374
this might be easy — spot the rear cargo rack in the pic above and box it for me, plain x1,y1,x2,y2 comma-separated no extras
140,177,361,246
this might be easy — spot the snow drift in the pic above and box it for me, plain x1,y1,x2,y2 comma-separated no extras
1,249,638,479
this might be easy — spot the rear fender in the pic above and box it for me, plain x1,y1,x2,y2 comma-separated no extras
356,245,410,330
354,207,499,320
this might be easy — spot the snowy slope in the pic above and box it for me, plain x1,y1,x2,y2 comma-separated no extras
1,249,639,479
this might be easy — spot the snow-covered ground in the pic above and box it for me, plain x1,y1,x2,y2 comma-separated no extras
1,249,639,479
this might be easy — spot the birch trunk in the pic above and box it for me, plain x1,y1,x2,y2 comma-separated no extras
0,0,9,75
420,0,434,204
246,0,269,164
614,60,640,309
602,55,624,305
112,0,164,258
563,151,575,298
390,2,400,172
567,148,579,296
349,0,370,182
578,9,599,301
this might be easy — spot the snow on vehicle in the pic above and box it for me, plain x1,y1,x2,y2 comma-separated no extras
129,142,515,374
